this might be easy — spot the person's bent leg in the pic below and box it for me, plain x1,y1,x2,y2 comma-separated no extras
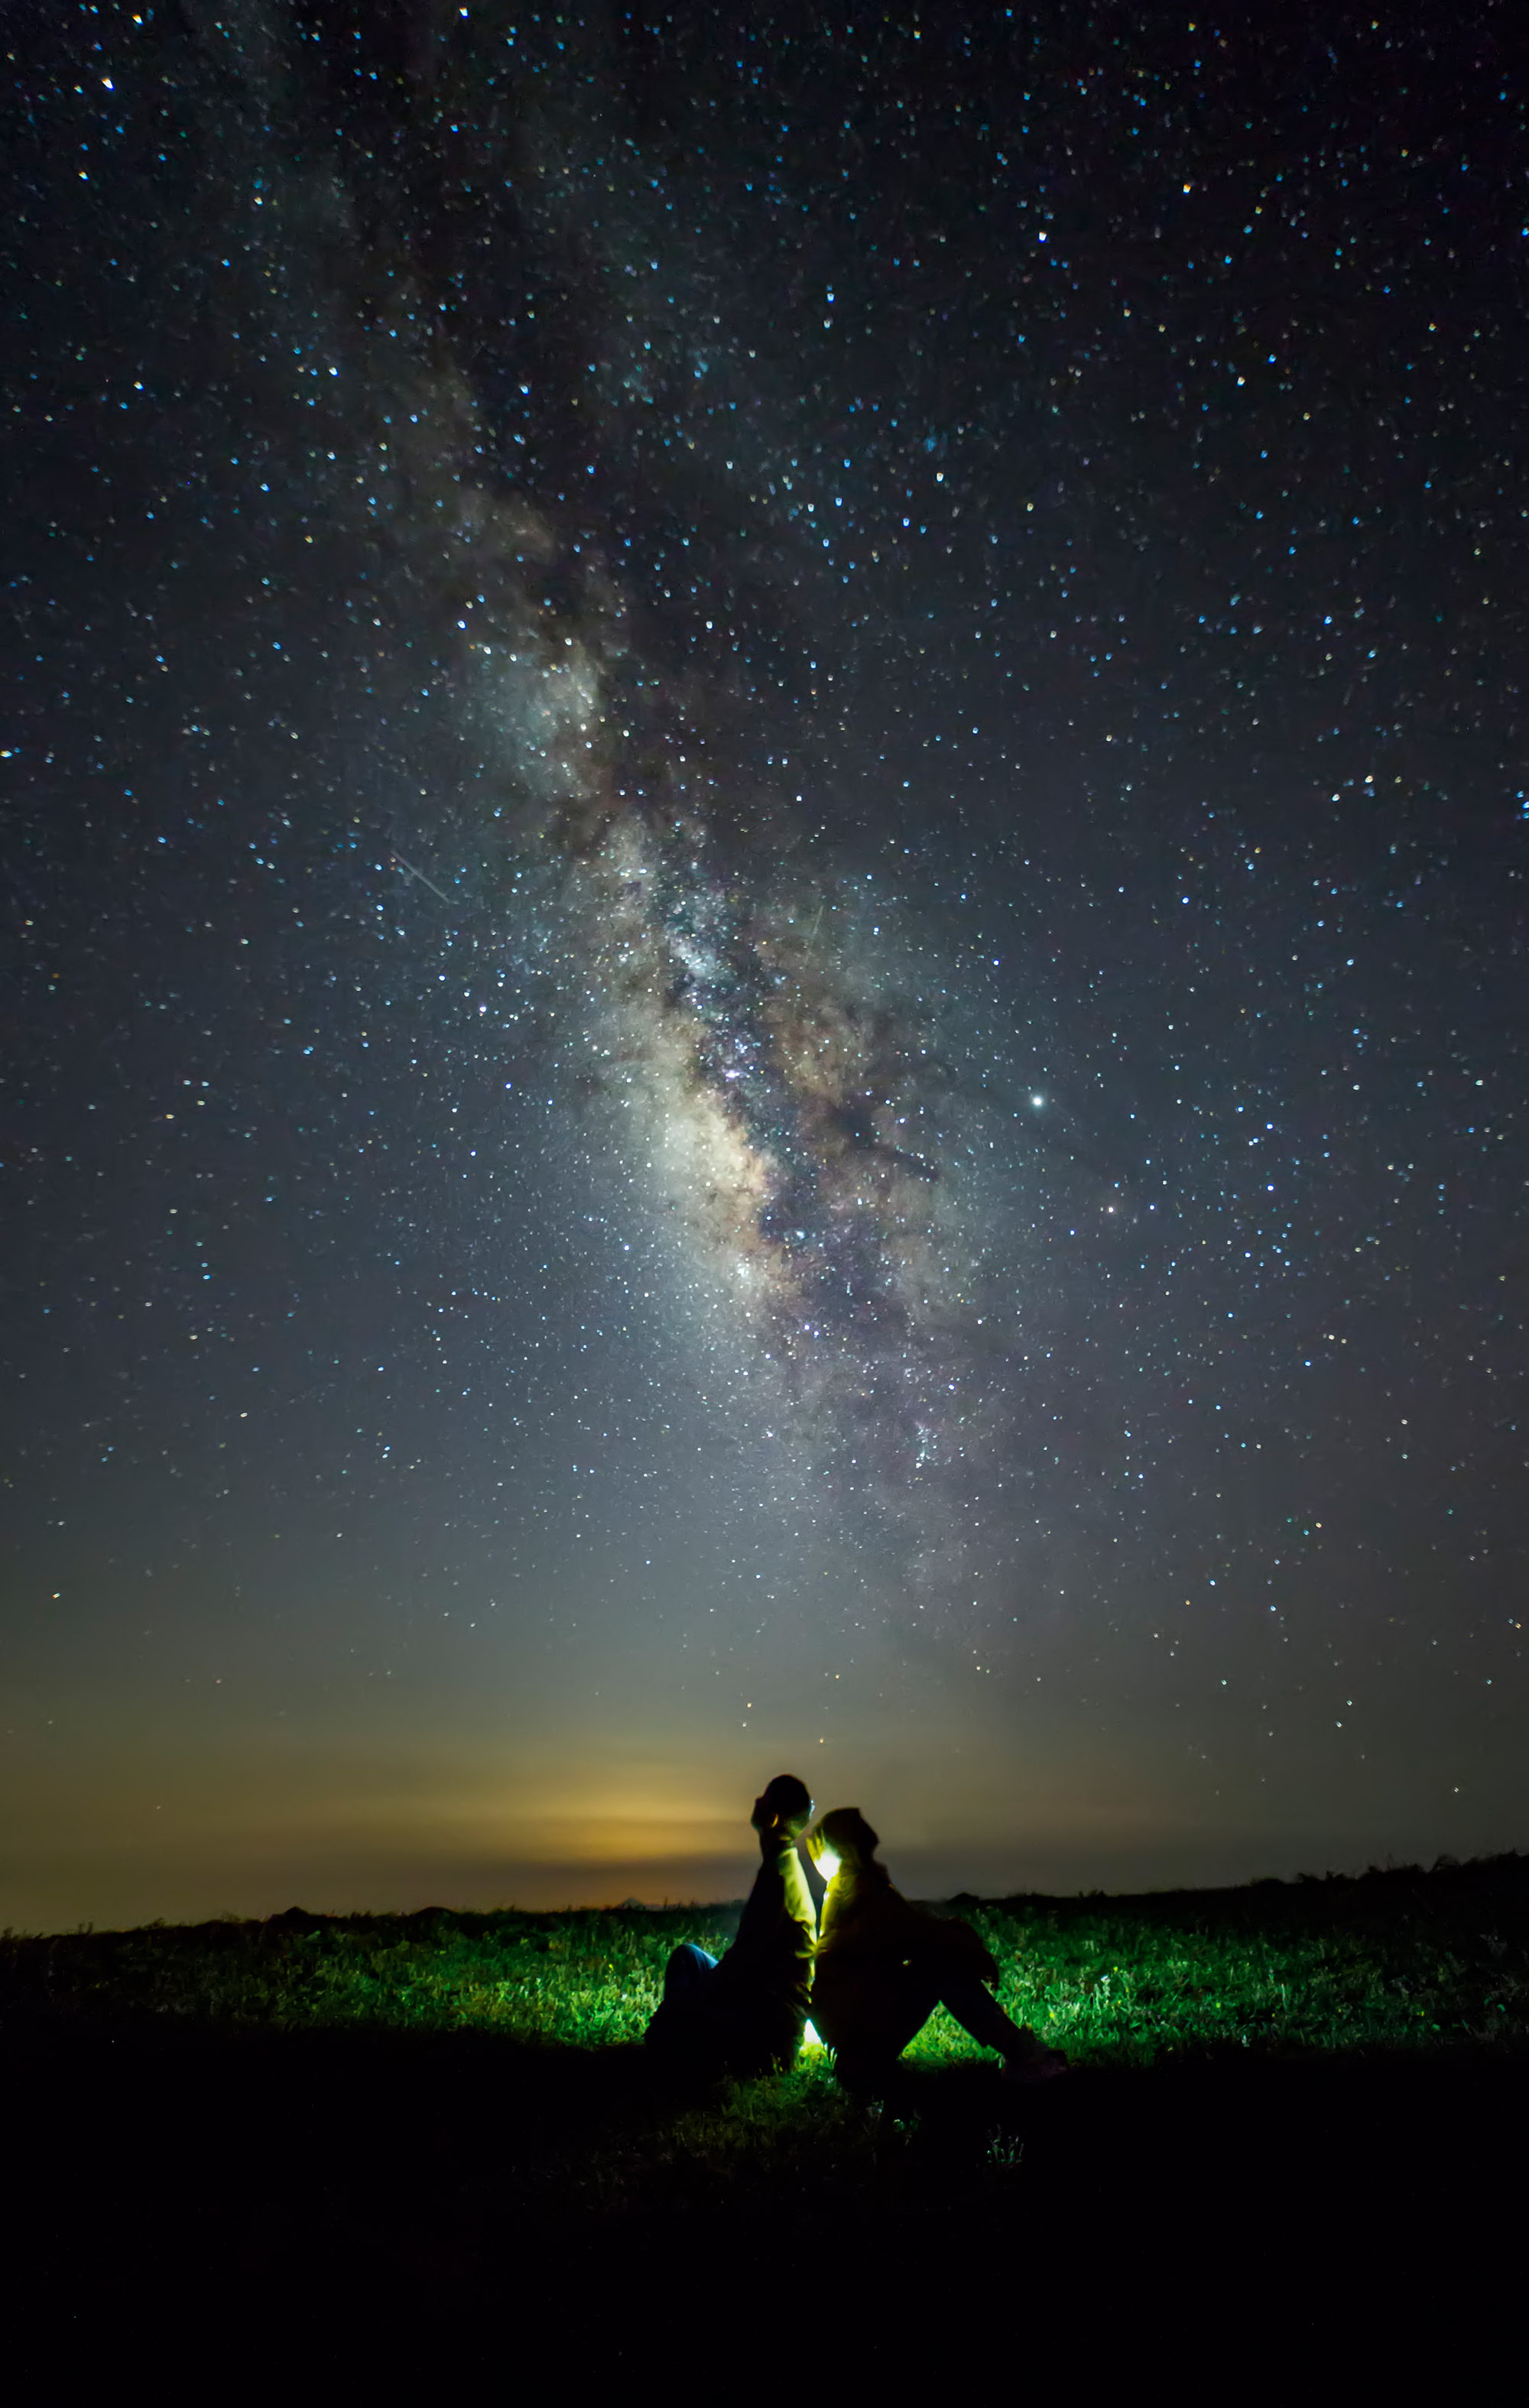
662,1942,719,2005
646,1942,721,2058
937,1972,1062,2071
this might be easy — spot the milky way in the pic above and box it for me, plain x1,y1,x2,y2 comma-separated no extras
281,21,1037,1573
4,0,1524,1921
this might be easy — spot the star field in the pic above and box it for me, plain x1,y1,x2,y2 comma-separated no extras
1,2,1523,1925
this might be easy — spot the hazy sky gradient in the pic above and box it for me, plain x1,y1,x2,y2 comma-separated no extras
3,2,1523,1931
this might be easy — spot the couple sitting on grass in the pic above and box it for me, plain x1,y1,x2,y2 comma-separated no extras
645,1772,1066,2091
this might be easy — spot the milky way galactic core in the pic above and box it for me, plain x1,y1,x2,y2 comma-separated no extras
278,19,1068,1598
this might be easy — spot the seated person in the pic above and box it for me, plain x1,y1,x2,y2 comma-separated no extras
806,1806,1066,2090
644,1774,816,2075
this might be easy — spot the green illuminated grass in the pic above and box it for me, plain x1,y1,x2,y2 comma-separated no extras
6,1855,1527,2316
5,1852,1524,2066
909,1882,1527,2066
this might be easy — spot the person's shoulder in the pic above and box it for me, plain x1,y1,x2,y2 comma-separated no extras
872,1871,918,1909
850,1871,914,1926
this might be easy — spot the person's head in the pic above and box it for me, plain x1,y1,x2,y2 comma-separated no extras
752,1772,814,1839
807,1806,881,1883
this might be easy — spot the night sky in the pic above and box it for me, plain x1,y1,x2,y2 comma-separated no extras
3,2,1524,1933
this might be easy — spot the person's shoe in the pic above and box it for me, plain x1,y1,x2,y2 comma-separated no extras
999,2030,1069,2085
1001,2051,1067,2085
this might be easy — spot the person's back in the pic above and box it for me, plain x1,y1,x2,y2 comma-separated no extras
811,1807,988,2056
713,1798,816,2050
646,1774,816,2075
808,1806,1064,2089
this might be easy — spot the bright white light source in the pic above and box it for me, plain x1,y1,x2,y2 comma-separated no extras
815,1848,842,1884
803,2020,825,2049
1031,1094,1045,1108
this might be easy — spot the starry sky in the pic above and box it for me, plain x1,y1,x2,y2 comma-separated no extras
3,2,1524,1932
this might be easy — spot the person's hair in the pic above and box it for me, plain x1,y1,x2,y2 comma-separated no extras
760,1773,813,1822
815,1806,881,1868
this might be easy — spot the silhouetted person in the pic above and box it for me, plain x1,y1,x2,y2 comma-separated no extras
806,1806,1066,2091
645,1774,816,2075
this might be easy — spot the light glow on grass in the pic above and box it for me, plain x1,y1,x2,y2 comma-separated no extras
2,1864,1521,2064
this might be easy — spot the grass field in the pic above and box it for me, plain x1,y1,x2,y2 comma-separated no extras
7,1855,1525,2369
8,1851,1524,2064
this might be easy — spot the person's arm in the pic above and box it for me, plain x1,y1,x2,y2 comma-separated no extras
728,1826,793,1965
925,1913,1001,1983
721,1823,813,1984
851,1884,997,1978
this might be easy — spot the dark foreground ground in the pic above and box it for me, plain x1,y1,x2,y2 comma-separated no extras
6,1856,1524,2374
